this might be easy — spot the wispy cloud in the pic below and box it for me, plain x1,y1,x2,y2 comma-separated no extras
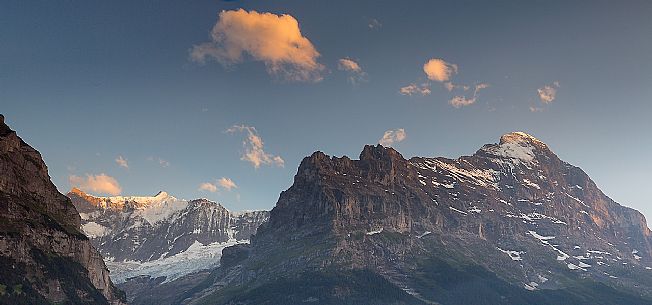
448,83,489,108
338,58,367,84
399,83,431,96
537,81,560,104
198,182,218,193
368,18,382,30
226,125,284,168
218,177,237,191
147,156,170,168
402,58,489,108
158,158,170,167
198,177,238,193
190,9,324,82
69,173,122,196
115,155,128,169
378,128,406,147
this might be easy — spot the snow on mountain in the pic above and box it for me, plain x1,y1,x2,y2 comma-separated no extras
106,239,246,284
67,189,269,283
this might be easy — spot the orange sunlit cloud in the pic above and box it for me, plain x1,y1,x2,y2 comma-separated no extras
191,9,324,82
423,58,458,82
69,173,122,196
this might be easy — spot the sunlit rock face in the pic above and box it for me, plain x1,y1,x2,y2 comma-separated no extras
0,115,126,305
67,189,269,284
168,132,652,305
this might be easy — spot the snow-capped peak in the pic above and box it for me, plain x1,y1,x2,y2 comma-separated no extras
499,131,545,147
71,189,189,225
478,132,549,165
104,191,178,208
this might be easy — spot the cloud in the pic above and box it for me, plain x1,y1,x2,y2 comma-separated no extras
448,83,489,108
337,58,367,84
368,18,382,29
115,155,128,169
399,83,431,96
226,125,284,168
338,58,362,73
443,82,471,92
158,158,170,167
199,177,238,193
423,58,458,82
537,81,560,104
378,128,406,147
190,9,324,82
147,156,170,168
475,83,490,91
529,106,545,112
217,177,237,191
69,174,122,196
449,96,476,108
198,182,218,193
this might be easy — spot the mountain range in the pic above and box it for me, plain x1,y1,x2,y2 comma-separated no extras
66,188,268,301
145,132,652,305
2,112,652,305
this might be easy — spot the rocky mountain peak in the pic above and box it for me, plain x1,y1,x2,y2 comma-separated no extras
359,144,405,163
0,116,126,304
473,131,556,167
499,131,545,146
359,144,408,186
0,113,11,134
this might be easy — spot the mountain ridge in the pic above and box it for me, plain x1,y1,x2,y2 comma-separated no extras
0,114,126,305
66,188,269,302
165,132,652,305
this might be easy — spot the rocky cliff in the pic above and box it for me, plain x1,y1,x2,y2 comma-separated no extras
171,132,652,305
0,114,126,305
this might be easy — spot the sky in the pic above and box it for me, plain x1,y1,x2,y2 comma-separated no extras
2,1,652,219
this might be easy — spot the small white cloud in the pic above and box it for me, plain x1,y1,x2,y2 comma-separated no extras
423,58,457,82
198,182,218,193
158,158,170,167
399,83,431,96
338,58,362,73
226,125,284,168
537,81,560,104
378,128,406,147
338,58,367,84
217,177,238,191
69,174,122,196
190,9,324,82
368,18,382,29
475,83,490,91
529,106,545,112
449,96,476,108
115,155,128,169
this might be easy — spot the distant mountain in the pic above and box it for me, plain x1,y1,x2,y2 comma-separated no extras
66,189,269,287
0,115,126,305
161,132,652,305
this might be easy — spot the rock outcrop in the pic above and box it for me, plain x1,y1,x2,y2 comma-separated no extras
0,114,126,304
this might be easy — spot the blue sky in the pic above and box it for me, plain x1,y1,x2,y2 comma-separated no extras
2,1,652,220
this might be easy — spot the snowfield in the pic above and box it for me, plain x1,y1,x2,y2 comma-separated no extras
106,239,247,283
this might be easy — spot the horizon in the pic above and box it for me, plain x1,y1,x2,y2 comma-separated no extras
2,1,651,222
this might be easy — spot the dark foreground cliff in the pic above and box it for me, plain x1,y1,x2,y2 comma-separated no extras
0,115,125,305
151,132,652,305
